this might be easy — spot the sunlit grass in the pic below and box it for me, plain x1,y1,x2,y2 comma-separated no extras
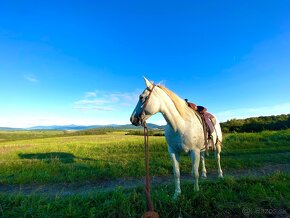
0,130,289,184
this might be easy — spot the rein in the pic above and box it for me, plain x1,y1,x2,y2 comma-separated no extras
144,123,153,210
140,85,159,217
142,122,159,218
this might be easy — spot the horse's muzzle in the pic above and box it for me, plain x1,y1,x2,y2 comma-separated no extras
130,115,141,126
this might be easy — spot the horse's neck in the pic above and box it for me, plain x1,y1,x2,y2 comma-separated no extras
157,89,185,132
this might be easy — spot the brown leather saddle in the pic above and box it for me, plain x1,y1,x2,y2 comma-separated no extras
185,99,216,151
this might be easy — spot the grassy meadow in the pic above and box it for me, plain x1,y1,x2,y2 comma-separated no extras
0,129,289,217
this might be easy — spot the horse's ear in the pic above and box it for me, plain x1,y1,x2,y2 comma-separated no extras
143,77,153,89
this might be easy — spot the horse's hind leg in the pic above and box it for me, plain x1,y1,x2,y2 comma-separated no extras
200,150,207,179
215,142,223,178
190,149,200,191
169,149,181,199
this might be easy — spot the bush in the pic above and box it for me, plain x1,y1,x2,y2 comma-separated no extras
221,114,290,133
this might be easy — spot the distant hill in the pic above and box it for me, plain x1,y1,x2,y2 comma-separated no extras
27,124,100,131
2,114,290,133
0,123,165,131
0,127,23,131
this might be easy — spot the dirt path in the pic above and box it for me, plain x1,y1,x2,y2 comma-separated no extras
0,163,289,196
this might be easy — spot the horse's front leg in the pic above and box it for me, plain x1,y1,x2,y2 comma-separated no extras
190,149,200,191
169,149,181,199
200,150,207,179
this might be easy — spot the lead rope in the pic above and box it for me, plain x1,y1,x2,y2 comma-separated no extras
142,122,159,218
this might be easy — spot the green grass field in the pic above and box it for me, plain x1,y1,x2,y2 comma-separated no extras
0,129,289,217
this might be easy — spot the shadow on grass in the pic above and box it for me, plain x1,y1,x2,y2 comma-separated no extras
18,152,95,164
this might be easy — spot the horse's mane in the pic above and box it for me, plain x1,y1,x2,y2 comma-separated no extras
157,85,186,118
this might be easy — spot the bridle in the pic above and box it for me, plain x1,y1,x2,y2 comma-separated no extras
139,84,156,127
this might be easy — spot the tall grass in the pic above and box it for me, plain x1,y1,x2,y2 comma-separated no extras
0,130,289,184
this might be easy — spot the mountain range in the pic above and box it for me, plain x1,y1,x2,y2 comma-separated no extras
0,123,164,131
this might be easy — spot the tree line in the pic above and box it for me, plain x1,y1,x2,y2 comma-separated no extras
220,114,290,133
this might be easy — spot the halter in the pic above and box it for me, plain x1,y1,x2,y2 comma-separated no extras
139,84,156,126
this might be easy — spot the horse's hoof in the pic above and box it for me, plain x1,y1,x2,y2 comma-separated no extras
201,173,207,179
142,211,159,218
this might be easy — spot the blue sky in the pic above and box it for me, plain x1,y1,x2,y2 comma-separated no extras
0,0,290,127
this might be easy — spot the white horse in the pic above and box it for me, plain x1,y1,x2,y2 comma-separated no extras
130,77,223,199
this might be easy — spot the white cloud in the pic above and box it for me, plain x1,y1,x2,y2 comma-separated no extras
74,105,114,111
24,74,38,83
74,99,109,106
216,103,290,122
73,90,139,112
85,92,97,98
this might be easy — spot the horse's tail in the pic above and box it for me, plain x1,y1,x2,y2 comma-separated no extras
213,117,223,147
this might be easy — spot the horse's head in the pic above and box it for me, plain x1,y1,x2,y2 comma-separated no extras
130,77,160,126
